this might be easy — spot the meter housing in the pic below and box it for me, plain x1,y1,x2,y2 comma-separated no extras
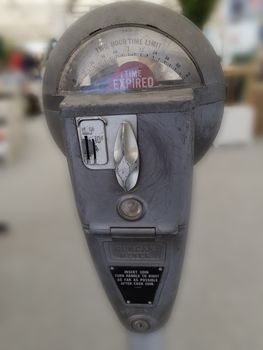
43,1,225,333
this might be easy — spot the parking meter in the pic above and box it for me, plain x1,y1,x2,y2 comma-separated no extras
43,1,225,333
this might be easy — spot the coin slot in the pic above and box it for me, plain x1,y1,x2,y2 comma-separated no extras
92,139,96,163
84,136,90,161
78,118,108,167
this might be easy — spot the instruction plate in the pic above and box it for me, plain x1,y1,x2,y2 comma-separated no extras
110,266,163,305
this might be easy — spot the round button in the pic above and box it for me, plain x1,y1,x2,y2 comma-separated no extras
118,198,144,221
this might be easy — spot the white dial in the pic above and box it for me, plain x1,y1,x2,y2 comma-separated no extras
59,26,201,94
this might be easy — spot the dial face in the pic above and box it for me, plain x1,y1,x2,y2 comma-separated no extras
59,26,201,95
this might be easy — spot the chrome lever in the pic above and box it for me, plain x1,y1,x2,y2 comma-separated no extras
114,121,139,192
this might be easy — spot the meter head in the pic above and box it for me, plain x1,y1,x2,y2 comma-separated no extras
43,1,225,333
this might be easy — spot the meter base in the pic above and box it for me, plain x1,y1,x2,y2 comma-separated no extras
86,230,187,332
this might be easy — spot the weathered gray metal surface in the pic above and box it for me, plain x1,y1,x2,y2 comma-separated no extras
43,1,225,333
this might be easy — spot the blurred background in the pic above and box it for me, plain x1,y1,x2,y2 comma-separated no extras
0,0,263,349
